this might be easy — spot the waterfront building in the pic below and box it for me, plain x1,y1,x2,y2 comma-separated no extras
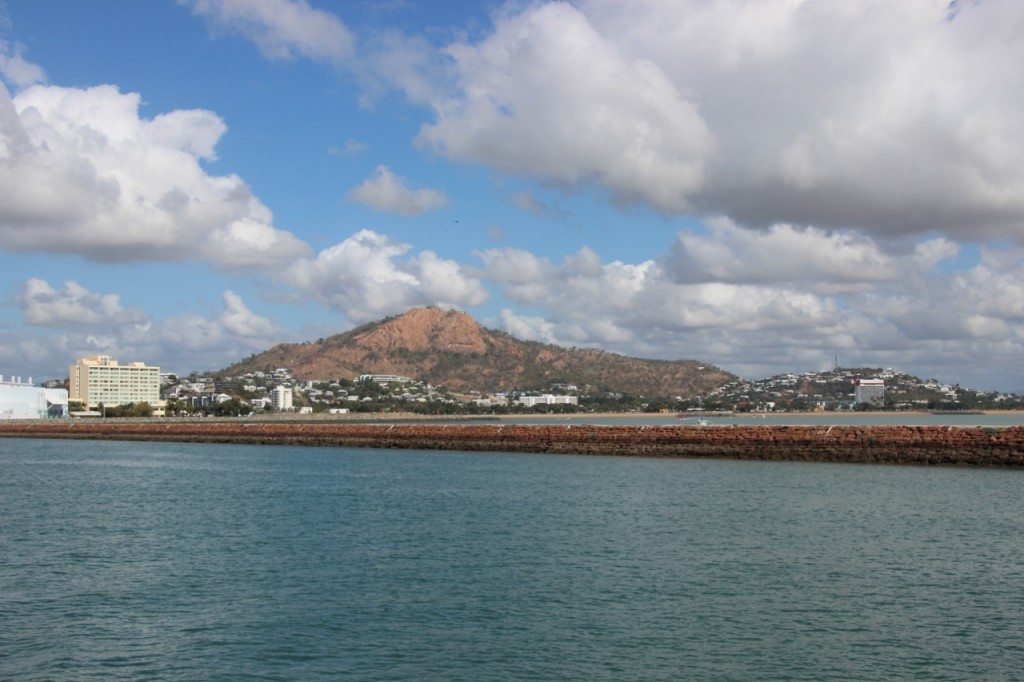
271,385,294,411
68,355,164,415
517,394,579,407
0,375,68,419
854,378,886,406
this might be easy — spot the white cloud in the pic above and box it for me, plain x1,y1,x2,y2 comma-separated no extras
418,2,712,214
177,1,1024,242
5,1,1024,393
347,165,448,216
470,234,1024,390
476,247,553,284
359,30,442,108
0,331,64,377
146,291,287,366
285,229,488,322
596,0,1024,238
219,290,278,337
498,309,559,345
878,250,1024,344
16,278,148,328
0,82,311,268
404,0,1024,241
0,40,46,87
3,288,288,379
183,0,354,63
479,245,838,340
664,218,954,294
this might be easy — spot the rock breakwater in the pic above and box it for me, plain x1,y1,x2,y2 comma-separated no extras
1,422,1023,467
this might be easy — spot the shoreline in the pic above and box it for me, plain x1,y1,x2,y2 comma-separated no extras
496,409,1024,420
1,421,1023,468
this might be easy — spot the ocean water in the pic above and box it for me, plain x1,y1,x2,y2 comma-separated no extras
2,438,1023,681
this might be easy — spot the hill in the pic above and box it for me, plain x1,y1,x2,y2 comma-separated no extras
219,307,736,399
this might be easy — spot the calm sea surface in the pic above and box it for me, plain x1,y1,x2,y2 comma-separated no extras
2,438,1023,681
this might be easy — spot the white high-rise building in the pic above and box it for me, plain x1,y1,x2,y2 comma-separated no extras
271,385,293,411
854,379,886,406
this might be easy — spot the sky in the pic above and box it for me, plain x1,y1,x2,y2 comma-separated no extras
1,0,1023,393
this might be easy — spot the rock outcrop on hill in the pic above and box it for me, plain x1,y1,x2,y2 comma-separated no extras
219,307,735,398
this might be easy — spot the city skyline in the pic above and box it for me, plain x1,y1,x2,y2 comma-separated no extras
1,0,1023,392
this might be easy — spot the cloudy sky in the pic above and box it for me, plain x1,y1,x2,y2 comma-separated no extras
1,0,1023,392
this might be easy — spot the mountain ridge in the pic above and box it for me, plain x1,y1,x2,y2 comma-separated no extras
220,307,736,398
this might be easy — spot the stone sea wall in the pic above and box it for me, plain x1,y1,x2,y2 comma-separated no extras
1,421,1024,467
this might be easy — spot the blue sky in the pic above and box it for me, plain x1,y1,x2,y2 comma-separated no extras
1,0,1023,392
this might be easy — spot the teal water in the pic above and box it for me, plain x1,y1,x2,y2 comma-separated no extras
2,438,1023,681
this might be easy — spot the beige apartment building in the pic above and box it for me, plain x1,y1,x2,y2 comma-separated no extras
69,355,165,415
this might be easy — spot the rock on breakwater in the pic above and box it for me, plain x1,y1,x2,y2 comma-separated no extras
1,422,1023,467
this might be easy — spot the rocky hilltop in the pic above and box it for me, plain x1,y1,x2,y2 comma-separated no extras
220,307,735,398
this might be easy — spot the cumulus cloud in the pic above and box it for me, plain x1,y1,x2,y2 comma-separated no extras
359,29,444,108
664,218,959,294
470,233,1024,389
418,2,712,214
0,331,61,376
146,293,278,359
178,1,1024,241
8,232,1024,391
478,244,838,344
5,0,1024,392
16,278,148,328
0,40,46,87
5,284,287,379
404,0,1024,241
0,82,311,268
877,248,1024,344
182,0,354,63
347,165,448,216
498,309,560,345
285,229,488,322
219,290,279,337
473,247,560,305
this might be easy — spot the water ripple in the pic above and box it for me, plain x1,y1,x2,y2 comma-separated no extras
2,439,1023,680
